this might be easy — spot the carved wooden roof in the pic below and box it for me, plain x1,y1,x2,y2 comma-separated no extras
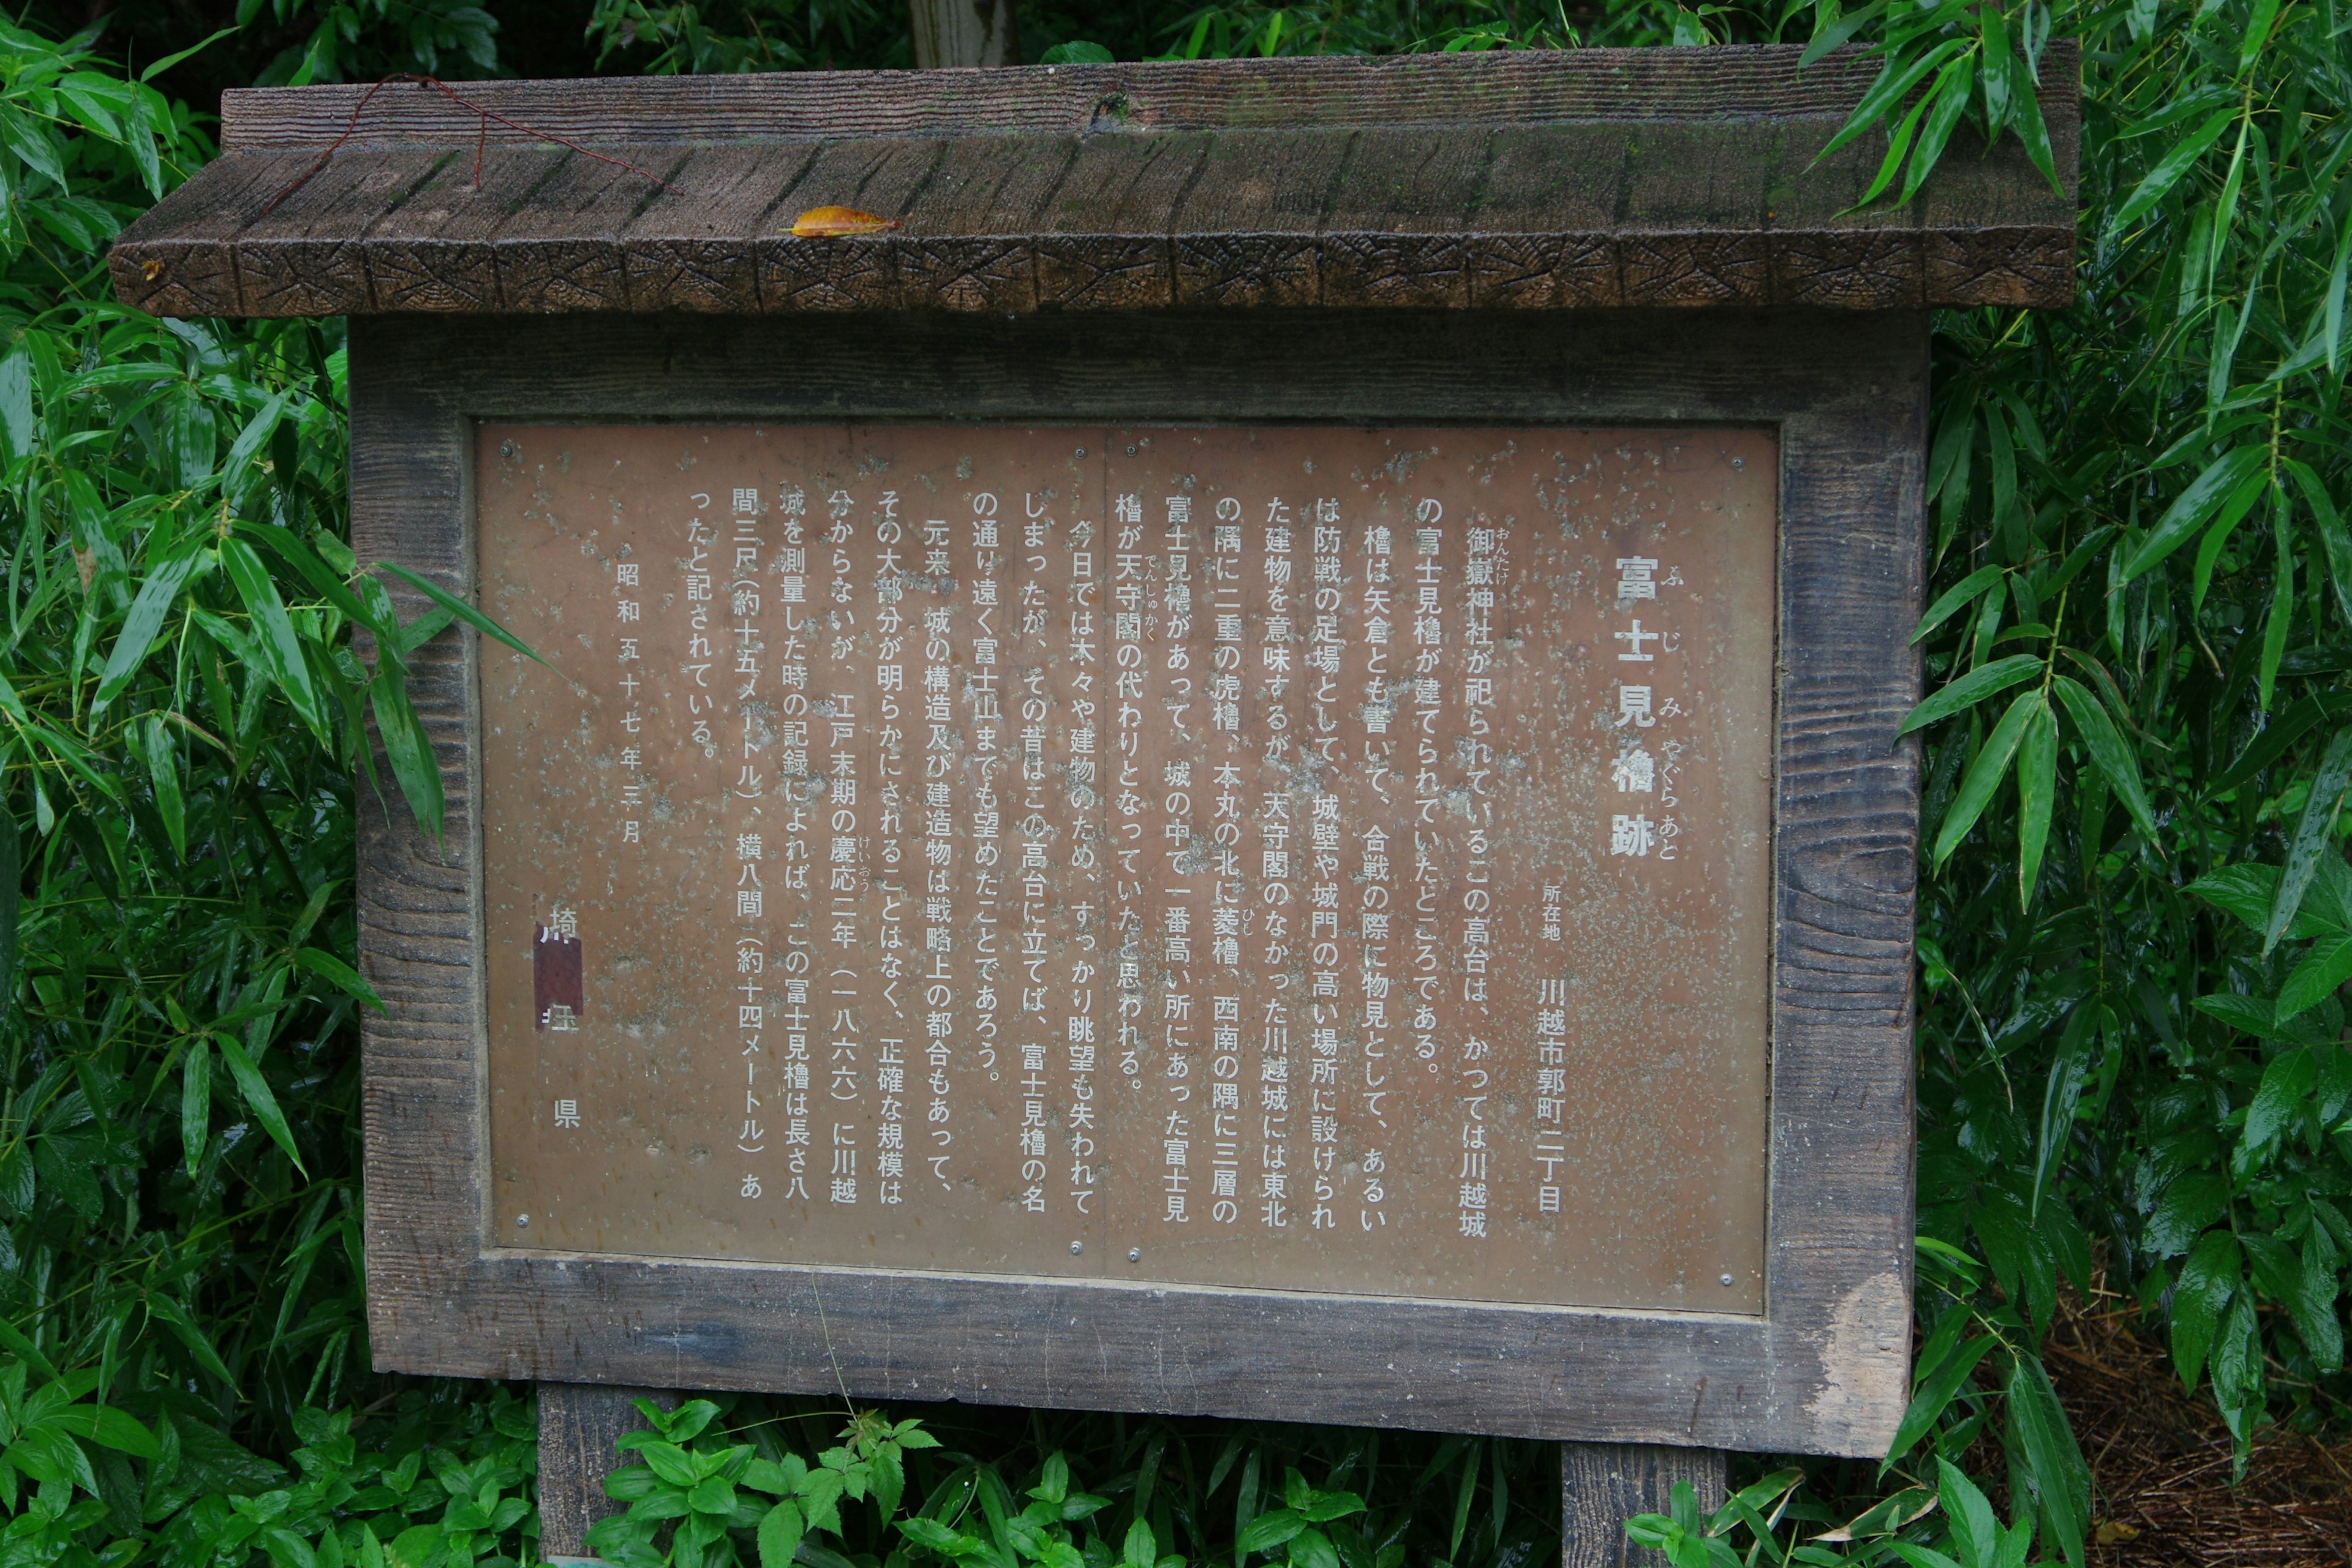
110,45,2079,318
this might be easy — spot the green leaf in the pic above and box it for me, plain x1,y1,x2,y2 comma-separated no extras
2188,864,2280,936
220,537,328,741
2189,990,2276,1039
2049,677,2155,840
215,1033,307,1175
43,1404,159,1459
291,947,385,1010
688,1476,737,1515
2242,1046,2318,1154
140,712,186,861
2119,445,2267,580
1883,1331,1994,1468
2170,1229,2241,1387
0,799,17,1031
2147,1172,2233,1258
371,668,445,846
1816,39,1967,164
1913,565,2005,646
1039,40,1114,62
0,351,33,464
94,549,208,711
2003,1356,2087,1568
895,1517,974,1561
2015,697,2057,905
1933,689,2042,867
1934,1458,1997,1568
2187,465,2272,612
138,25,237,80
2278,933,2352,1022
1236,1510,1305,1553
374,562,548,666
143,1293,238,1385
1898,56,1975,208
1899,654,2043,737
2264,728,2352,955
2111,106,2236,229
181,1037,210,1178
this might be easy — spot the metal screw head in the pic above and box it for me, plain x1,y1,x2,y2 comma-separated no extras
1128,1248,1141,1263
1719,1273,1736,1287
1070,1240,1084,1255
517,1215,532,1228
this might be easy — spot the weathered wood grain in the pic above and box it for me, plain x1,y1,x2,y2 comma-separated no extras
538,1385,676,1558
1562,1445,1729,1568
212,48,2026,149
111,46,2078,318
350,306,1923,1459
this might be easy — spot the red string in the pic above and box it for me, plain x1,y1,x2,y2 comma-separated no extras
261,74,677,219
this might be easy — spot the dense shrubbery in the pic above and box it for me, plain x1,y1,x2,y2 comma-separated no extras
0,2,2344,1567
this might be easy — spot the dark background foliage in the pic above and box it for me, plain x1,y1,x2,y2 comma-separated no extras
0,1,2344,1567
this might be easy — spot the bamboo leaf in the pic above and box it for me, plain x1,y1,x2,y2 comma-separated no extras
2264,727,2352,956
2016,696,2058,904
1816,39,1967,164
139,712,185,861
369,666,445,846
2051,677,2155,839
1899,654,2044,736
2119,445,2267,580
181,1037,209,1179
1934,689,2043,867
1898,56,1976,208
374,562,548,667
93,549,208,711
219,537,327,741
214,1033,306,1177
2111,107,2235,229
1913,565,2005,644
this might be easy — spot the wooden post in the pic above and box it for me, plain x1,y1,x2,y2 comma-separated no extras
1560,1443,1728,1568
538,1384,674,1563
907,0,1017,67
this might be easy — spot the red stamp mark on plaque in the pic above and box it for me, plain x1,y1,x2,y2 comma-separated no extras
533,923,583,1032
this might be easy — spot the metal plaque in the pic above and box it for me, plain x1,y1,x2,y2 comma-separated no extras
477,423,1776,1314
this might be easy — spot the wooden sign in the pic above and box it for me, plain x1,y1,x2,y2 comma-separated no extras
478,423,1775,1310
109,41,2079,1551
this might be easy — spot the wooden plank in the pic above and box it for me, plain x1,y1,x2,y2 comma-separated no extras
1033,134,1205,308
1561,1444,1728,1568
1167,129,1355,306
538,1385,674,1559
235,148,460,315
349,305,1922,1458
619,144,822,313
113,45,2079,318
1316,127,1490,307
892,135,1077,311
756,138,946,311
215,47,1972,151
355,145,576,311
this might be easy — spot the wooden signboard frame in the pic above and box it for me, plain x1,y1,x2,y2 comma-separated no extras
110,43,2080,1559
350,304,1921,1449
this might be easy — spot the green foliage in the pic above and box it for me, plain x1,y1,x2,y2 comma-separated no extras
580,1400,1556,1568
0,5,2347,1568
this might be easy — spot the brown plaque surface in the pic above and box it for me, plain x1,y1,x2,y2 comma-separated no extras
478,423,1775,1315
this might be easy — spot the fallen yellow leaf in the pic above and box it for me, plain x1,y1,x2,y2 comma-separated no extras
791,206,903,238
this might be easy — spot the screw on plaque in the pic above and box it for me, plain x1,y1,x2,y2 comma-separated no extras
1128,1248,1141,1262
1070,1240,1084,1255
518,1215,532,1227
1719,1273,1736,1286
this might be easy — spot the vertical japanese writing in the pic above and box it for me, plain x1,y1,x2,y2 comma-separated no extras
919,502,959,1189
